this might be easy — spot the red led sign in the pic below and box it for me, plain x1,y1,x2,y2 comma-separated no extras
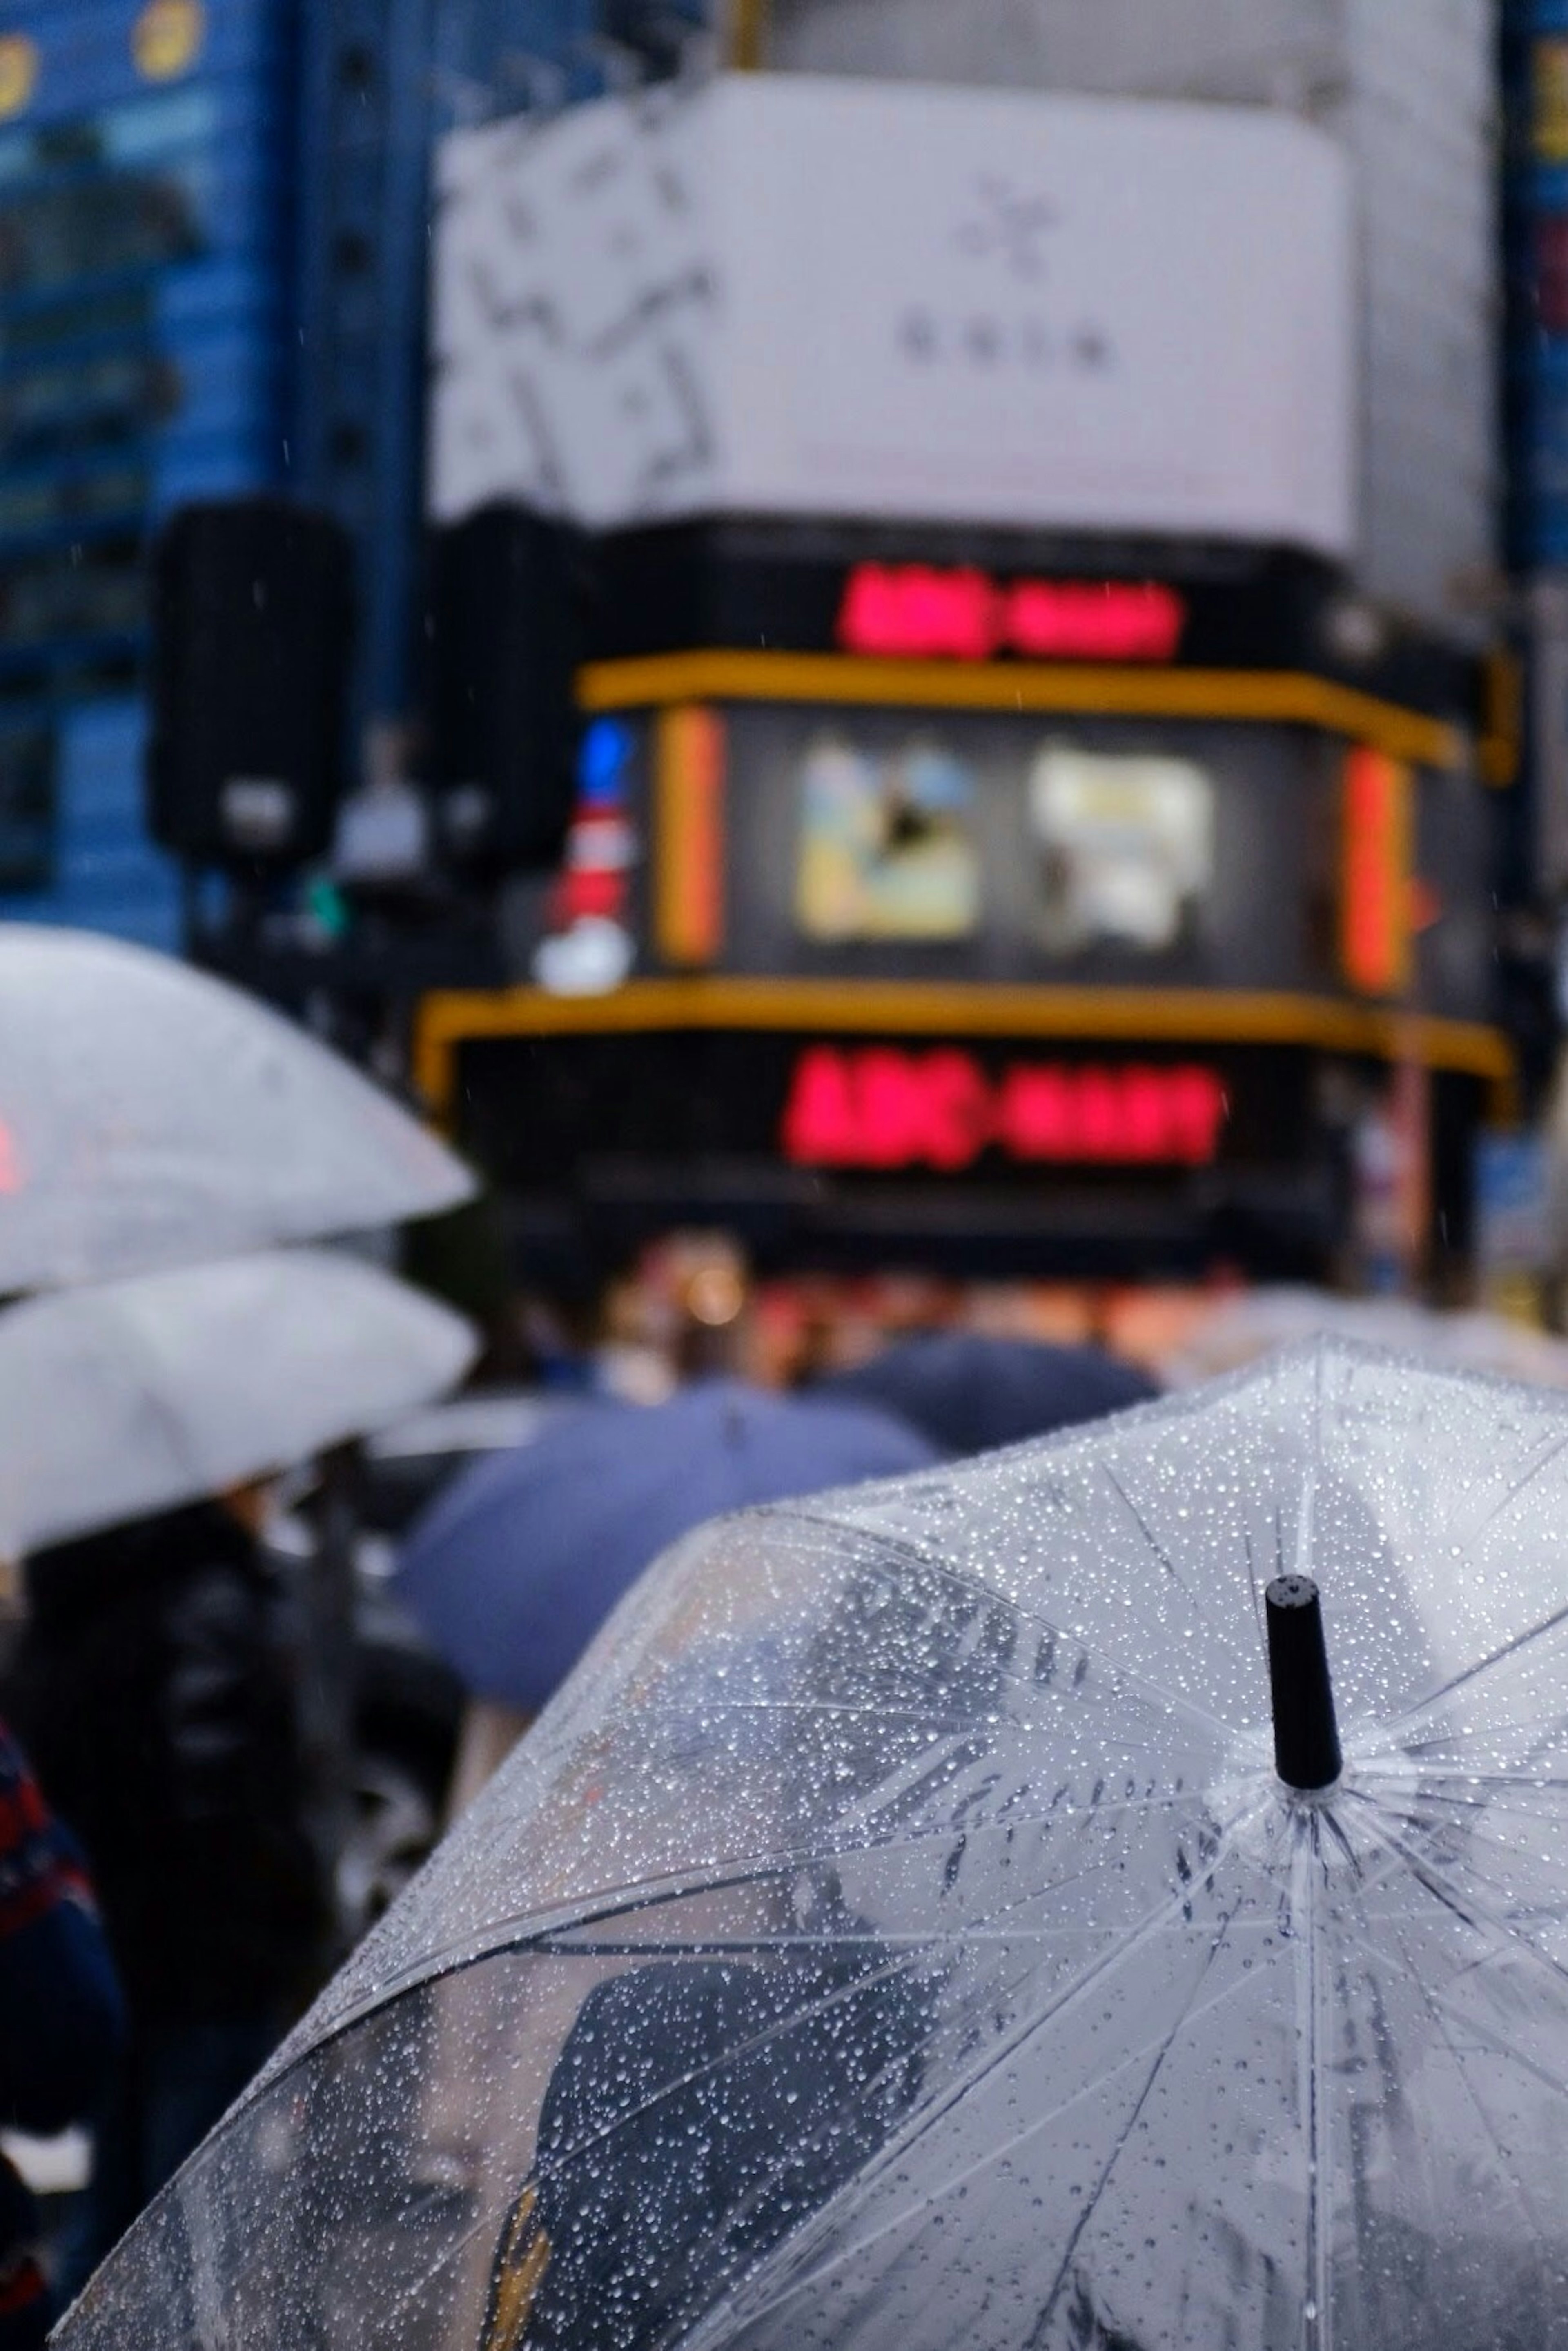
835,564,1187,665
782,1047,1227,1173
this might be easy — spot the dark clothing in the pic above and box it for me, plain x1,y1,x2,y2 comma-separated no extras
484,1947,935,2351
7,1501,325,2028
51,2015,282,2308
7,1502,325,2295
0,1722,123,2351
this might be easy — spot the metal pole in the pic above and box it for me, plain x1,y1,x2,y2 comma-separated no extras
301,1442,364,1953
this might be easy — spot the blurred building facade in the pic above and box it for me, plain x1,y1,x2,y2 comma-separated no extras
0,0,296,947
420,51,1512,1305
0,0,1525,1310
770,0,1501,649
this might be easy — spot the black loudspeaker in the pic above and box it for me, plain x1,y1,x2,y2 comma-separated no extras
147,499,354,868
424,502,580,872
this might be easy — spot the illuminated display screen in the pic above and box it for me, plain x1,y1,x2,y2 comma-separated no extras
794,732,981,942
778,718,1220,961
1030,744,1215,955
835,563,1187,663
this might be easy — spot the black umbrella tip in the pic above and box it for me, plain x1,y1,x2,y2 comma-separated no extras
1264,1573,1342,1793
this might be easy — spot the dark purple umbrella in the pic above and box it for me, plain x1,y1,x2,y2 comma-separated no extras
814,1331,1157,1456
393,1377,936,1710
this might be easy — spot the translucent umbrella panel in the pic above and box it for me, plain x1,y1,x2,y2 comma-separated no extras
0,1249,477,1556
56,1344,1568,2351
0,926,472,1290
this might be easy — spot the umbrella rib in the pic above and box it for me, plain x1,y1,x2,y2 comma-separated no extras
1374,1715,1568,1762
338,1944,1047,2351
253,1723,1238,2086
1332,1909,1567,2274
1294,1806,1331,2351
1023,1885,1251,2351
263,1943,898,2351
1338,1789,1568,1993
1371,1596,1568,1744
1100,1463,1199,1607
1334,1915,1568,2108
704,1795,1269,2347
778,1507,1234,1739
500,1774,1220,1957
1439,1421,1568,1565
701,1943,1257,2351
528,1943,938,2186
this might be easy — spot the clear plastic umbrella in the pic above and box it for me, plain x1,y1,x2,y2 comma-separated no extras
0,1249,477,1558
0,925,472,1290
52,1341,1568,2351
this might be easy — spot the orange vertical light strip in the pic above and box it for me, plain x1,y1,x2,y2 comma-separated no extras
655,705,727,968
1341,745,1414,997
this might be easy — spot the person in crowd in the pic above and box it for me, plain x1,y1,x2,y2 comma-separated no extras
0,1717,123,2345
480,1907,939,2351
474,1549,1013,2351
4,1485,328,2292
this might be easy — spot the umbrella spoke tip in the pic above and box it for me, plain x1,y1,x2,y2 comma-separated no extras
1264,1573,1343,1793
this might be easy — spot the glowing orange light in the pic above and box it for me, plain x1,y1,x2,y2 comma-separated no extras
1341,746,1413,997
0,1122,22,1194
655,705,727,967
781,1048,1227,1171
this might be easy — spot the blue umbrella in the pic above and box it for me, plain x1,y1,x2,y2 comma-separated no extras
813,1331,1157,1456
393,1378,937,1710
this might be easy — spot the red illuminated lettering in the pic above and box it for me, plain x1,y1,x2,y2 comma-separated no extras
780,1046,862,1166
0,1121,20,1195
996,1065,1074,1159
857,1049,930,1169
835,565,1186,664
1118,1066,1174,1161
780,1049,1227,1171
921,1049,993,1170
1166,1066,1229,1165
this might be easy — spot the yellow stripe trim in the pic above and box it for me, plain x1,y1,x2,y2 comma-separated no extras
576,652,1466,772
414,978,1513,1120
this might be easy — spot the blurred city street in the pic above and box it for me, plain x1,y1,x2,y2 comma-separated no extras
0,2,1565,2348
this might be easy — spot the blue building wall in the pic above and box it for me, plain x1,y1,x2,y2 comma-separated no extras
0,0,707,951
1506,0,1568,568
0,0,296,942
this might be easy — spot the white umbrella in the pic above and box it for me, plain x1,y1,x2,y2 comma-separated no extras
0,925,473,1290
0,1249,478,1558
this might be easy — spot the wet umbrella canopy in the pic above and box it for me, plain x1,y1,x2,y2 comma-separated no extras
55,1341,1568,2351
394,1378,938,1711
0,926,472,1289
0,1248,477,1556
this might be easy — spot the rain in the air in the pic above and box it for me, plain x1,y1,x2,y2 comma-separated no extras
0,2,1563,2348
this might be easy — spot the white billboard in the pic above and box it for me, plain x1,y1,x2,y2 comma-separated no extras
430,74,1355,557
